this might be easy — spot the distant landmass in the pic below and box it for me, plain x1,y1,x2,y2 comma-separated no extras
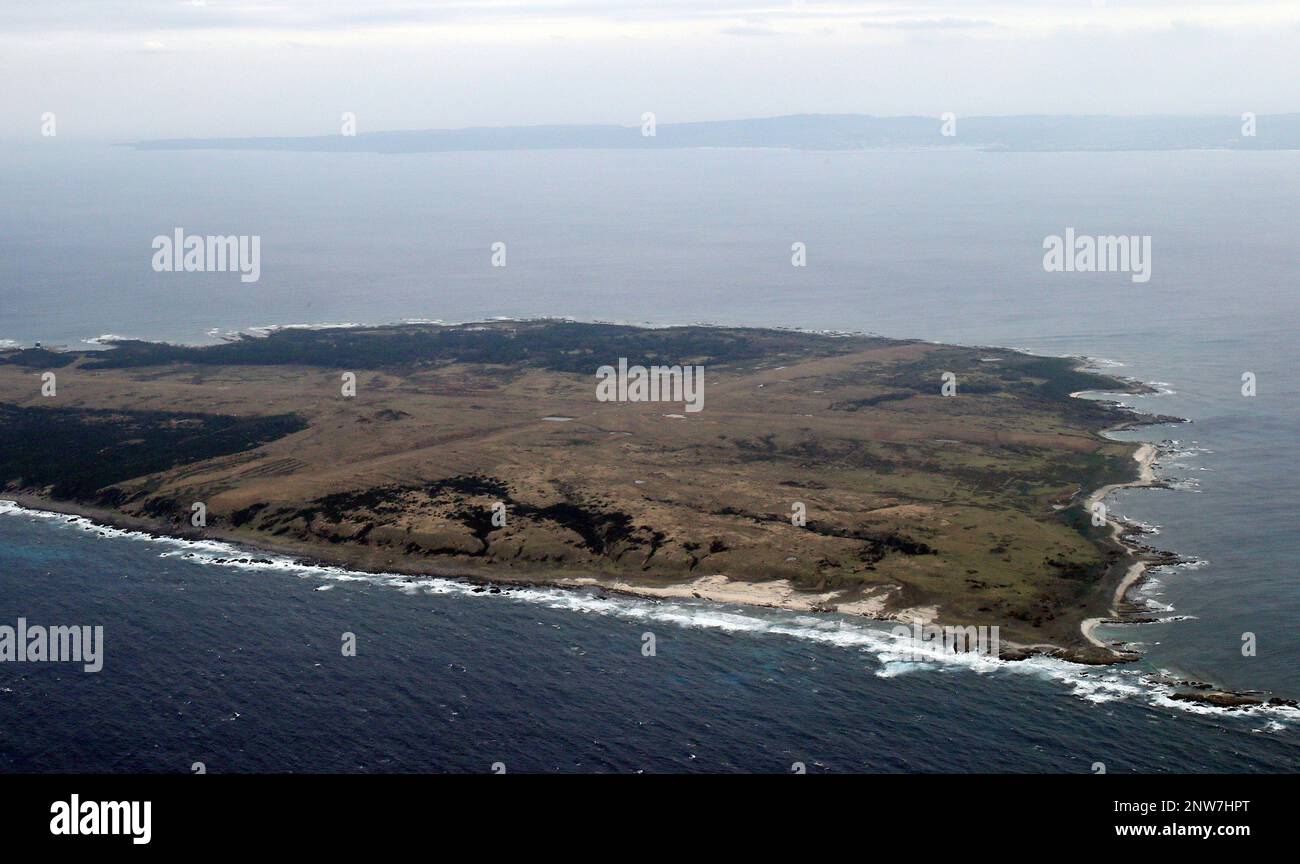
131,113,1300,153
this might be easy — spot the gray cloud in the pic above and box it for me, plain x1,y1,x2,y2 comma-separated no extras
2,1,1277,33
860,18,997,30
721,24,780,37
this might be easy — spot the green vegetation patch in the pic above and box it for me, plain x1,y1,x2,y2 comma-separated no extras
0,403,307,500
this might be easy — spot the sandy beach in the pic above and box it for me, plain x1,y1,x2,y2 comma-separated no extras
1080,442,1160,647
558,573,947,623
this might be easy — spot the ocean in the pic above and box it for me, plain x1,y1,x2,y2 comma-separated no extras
0,141,1296,771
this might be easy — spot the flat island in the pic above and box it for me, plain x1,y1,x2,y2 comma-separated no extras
0,321,1163,662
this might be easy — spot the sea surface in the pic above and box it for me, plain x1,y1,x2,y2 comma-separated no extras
0,141,1296,772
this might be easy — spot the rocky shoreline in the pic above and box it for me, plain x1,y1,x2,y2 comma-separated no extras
2,483,1273,711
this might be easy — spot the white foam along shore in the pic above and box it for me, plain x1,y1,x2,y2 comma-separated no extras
3,496,1296,723
1065,357,1175,649
1079,443,1160,648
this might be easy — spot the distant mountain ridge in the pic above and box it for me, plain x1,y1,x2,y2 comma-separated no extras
131,113,1300,153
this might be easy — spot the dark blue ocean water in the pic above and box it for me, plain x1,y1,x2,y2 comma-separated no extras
0,507,1296,773
0,142,1296,771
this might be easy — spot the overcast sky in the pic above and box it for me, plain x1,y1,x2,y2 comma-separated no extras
2,1,1296,139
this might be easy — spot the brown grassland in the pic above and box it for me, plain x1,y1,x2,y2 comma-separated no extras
0,321,1156,660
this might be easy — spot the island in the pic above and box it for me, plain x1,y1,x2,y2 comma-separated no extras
0,320,1170,663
